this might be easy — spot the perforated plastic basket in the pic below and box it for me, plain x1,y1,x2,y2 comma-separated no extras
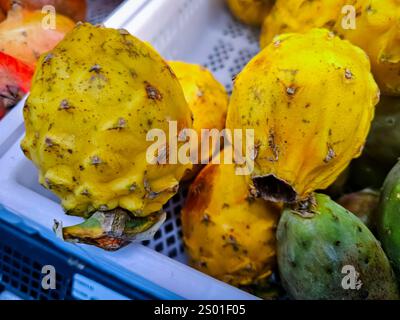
0,0,261,300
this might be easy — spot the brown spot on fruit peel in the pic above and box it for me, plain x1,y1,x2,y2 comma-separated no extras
201,213,211,225
252,175,297,203
89,64,102,73
59,99,71,110
90,155,102,166
45,137,53,147
345,69,353,80
268,130,279,162
324,144,336,163
286,86,297,96
145,82,163,101
109,118,127,130
119,29,130,35
118,117,127,127
43,54,53,64
81,189,90,196
129,183,137,192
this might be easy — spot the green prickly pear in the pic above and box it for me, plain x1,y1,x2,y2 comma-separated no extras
378,161,400,278
277,193,398,300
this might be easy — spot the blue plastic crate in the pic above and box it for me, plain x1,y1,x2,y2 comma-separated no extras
0,206,182,300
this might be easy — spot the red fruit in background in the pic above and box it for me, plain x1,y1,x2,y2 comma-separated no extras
0,4,75,68
0,51,34,113
0,106,6,119
0,0,87,22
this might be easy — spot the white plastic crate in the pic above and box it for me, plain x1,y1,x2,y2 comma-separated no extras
0,0,261,299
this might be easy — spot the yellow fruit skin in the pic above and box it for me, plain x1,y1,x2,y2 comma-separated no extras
227,29,379,203
261,0,400,96
260,0,344,48
334,0,400,96
227,0,275,26
182,156,279,286
21,23,192,217
169,61,228,175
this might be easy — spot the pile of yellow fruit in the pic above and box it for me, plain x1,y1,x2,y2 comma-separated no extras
20,0,400,299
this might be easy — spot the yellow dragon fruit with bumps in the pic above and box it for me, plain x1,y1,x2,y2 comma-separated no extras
21,23,192,250
169,61,228,177
182,153,279,286
226,29,379,203
227,0,275,26
261,0,400,96
260,0,345,48
335,0,400,96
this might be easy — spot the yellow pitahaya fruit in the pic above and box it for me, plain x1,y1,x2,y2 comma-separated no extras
21,23,193,249
227,29,379,203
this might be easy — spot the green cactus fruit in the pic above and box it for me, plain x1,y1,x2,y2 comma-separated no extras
364,96,400,169
337,189,380,231
277,193,399,300
378,161,400,277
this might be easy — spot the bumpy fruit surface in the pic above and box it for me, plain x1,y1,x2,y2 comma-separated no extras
227,0,275,26
260,0,344,47
182,155,279,286
227,29,379,203
21,24,192,220
335,0,400,95
278,193,399,300
169,61,228,178
377,161,400,277
363,96,400,169
261,0,400,96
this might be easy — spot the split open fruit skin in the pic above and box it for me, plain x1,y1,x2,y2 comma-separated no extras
182,155,280,287
226,28,379,203
21,23,192,218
